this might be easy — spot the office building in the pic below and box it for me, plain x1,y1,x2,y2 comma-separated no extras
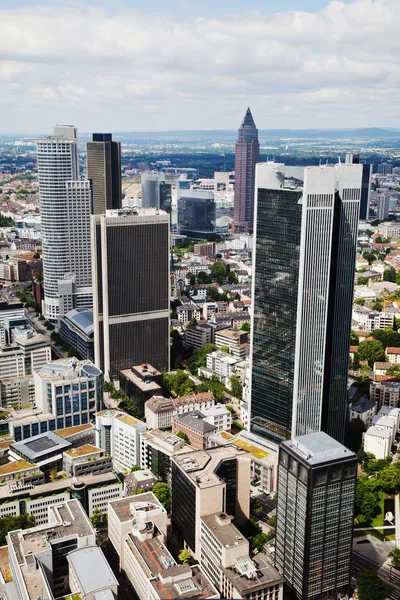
0,301,24,344
59,307,94,360
35,126,79,321
171,446,250,559
377,194,390,220
251,162,363,444
184,323,213,349
108,493,218,600
201,512,283,600
95,409,146,471
86,132,122,214
4,499,118,600
34,358,103,431
345,152,371,220
118,363,163,413
139,429,188,484
232,108,259,234
141,171,172,213
377,162,393,175
275,432,357,600
0,375,34,410
92,208,170,379
177,189,216,238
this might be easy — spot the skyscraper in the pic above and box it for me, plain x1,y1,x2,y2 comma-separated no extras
86,133,122,215
275,432,357,600
141,172,172,213
177,189,216,238
36,126,90,321
250,162,363,444
232,108,259,234
345,152,372,220
91,208,170,380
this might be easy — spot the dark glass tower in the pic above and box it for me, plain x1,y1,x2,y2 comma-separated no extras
91,208,170,379
232,108,260,234
87,133,122,214
177,190,215,238
251,163,362,445
275,432,357,600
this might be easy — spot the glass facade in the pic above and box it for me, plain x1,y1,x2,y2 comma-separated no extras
171,462,196,552
177,193,216,236
251,188,302,443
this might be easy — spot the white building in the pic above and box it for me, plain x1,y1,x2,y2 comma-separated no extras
352,306,394,332
377,195,390,221
0,302,25,344
240,402,249,428
206,351,239,379
379,406,400,432
363,425,392,459
371,414,397,441
377,222,400,240
96,409,147,471
67,546,119,599
145,396,175,430
201,404,232,432
386,347,400,364
348,396,376,426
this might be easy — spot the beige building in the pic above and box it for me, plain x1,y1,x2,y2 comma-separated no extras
370,381,400,409
171,446,251,560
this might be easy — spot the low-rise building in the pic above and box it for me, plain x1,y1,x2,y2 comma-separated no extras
172,411,217,449
371,380,400,409
363,425,393,459
145,392,215,430
200,512,283,600
96,409,147,472
379,406,400,432
206,350,239,379
177,303,202,324
371,414,397,441
374,362,395,377
119,363,163,413
201,404,232,432
9,430,72,479
62,443,111,478
386,347,400,364
215,329,249,360
124,468,157,495
184,323,213,349
348,395,377,426
67,546,119,600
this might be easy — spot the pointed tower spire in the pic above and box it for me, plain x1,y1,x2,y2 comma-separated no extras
241,107,256,128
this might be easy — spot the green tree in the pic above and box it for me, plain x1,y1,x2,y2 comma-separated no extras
210,261,227,279
189,275,196,286
229,374,243,400
383,267,397,282
389,548,400,569
356,569,387,600
357,340,386,367
130,464,142,472
186,317,197,329
152,482,171,512
355,477,380,522
268,515,277,528
354,298,365,306
377,465,400,495
355,374,372,396
176,431,191,444
372,328,400,349
219,345,230,353
198,271,211,284
357,276,369,285
0,514,35,545
90,508,107,529
228,271,238,284
251,499,262,515
351,330,360,346
372,301,383,312
241,322,251,333
178,548,192,564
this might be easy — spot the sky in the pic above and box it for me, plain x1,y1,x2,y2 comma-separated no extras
0,0,399,134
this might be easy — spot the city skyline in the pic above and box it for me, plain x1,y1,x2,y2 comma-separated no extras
0,0,398,133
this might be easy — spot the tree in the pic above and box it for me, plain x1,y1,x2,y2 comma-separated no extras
377,465,400,495
356,569,387,600
189,275,196,286
372,301,383,312
131,464,142,472
210,261,227,279
219,345,230,353
251,499,262,515
153,482,171,512
90,508,107,529
268,515,277,528
357,340,386,368
383,267,397,282
198,271,211,284
354,298,365,306
389,548,400,569
372,328,400,349
176,431,191,444
0,514,35,545
355,477,381,522
355,374,372,396
241,322,250,333
186,317,197,329
357,276,369,285
229,374,243,400
178,549,192,564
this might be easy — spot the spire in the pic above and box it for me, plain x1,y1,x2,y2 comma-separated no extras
240,107,256,128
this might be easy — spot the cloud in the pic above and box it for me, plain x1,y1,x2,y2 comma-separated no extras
0,0,399,131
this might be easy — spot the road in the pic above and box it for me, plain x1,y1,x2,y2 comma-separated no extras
24,312,66,359
352,551,400,599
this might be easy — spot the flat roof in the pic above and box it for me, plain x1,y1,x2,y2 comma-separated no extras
11,431,71,460
201,513,248,549
36,358,100,381
55,423,94,438
366,426,392,438
175,412,216,434
108,492,164,524
67,546,118,593
282,431,356,466
120,369,162,392
64,444,102,458
0,460,35,476
223,551,283,594
173,445,248,489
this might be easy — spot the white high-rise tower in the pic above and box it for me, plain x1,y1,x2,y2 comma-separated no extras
35,126,92,321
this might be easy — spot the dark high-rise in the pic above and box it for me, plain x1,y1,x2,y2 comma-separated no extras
91,208,170,380
345,152,371,220
275,432,357,600
250,162,363,445
177,189,215,238
232,108,259,234
86,133,122,214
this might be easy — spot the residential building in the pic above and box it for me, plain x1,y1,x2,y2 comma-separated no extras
140,429,188,484
4,499,117,600
386,347,400,363
123,468,157,495
251,162,363,445
215,329,249,360
363,425,392,459
119,363,163,413
108,493,218,600
177,189,216,238
0,375,34,410
240,402,249,428
371,381,400,409
171,446,251,559
145,396,175,429
184,323,213,349
173,392,215,416
373,361,394,377
371,414,397,440
194,242,215,256
177,303,201,324
275,432,357,600
201,404,232,432
0,344,25,378
205,351,239,379
200,512,283,600
86,132,122,214
95,409,146,471
378,406,400,431
348,395,376,426
232,108,259,234
141,171,172,213
172,411,217,449
34,358,103,431
91,208,170,379
59,307,94,360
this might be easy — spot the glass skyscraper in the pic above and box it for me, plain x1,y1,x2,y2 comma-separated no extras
250,162,363,444
177,189,216,238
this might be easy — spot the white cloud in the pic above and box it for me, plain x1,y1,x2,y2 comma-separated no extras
0,0,399,131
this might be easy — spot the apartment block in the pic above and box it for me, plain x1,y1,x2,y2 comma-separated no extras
370,381,400,409
140,429,188,484
96,409,147,471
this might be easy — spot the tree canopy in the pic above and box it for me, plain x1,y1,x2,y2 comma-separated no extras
372,328,400,349
0,514,35,545
356,340,386,367
153,482,171,512
178,549,192,564
356,569,387,600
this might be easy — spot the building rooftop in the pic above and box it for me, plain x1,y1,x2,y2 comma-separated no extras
283,431,356,466
145,396,174,413
120,368,162,393
0,459,34,476
115,412,141,427
173,392,214,408
140,429,189,454
11,431,71,461
223,551,283,595
366,425,392,439
0,546,12,584
374,362,394,369
201,512,248,550
387,347,400,354
174,412,217,434
350,396,376,413
128,469,156,482
63,308,94,336
372,415,397,428
67,546,118,594
233,438,268,460
36,358,101,381
64,444,102,458
108,492,165,524
55,423,94,438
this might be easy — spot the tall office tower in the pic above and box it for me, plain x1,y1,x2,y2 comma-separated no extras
86,133,122,214
35,126,79,321
377,194,390,221
177,189,216,238
275,432,357,600
232,108,259,234
141,172,172,213
250,162,363,445
92,208,170,380
345,152,372,220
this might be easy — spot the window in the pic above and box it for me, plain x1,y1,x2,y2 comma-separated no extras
57,418,64,429
56,386,62,395
49,420,56,431
74,414,80,426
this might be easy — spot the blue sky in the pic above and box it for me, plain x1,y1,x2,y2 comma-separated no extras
0,0,398,133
